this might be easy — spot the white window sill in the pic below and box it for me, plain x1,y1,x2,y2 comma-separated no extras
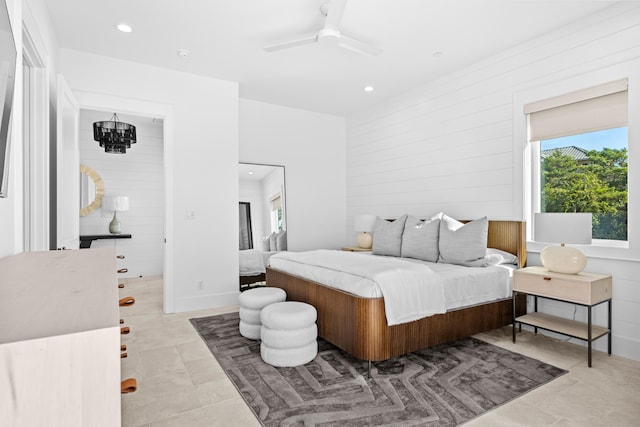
527,241,640,262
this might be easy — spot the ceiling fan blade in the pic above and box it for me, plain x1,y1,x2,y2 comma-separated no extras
263,35,317,53
337,35,382,56
323,0,347,31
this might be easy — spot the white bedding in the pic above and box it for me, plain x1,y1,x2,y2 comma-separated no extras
269,250,515,326
239,249,278,276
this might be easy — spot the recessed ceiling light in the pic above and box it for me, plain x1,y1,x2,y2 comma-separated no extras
248,171,254,175
116,24,132,33
364,86,374,92
176,49,191,58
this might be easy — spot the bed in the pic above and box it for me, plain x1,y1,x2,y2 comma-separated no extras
239,249,278,291
266,219,527,363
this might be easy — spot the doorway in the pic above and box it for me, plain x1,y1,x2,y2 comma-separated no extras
72,91,175,313
78,109,164,279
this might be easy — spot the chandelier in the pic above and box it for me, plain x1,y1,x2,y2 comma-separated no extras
93,113,137,154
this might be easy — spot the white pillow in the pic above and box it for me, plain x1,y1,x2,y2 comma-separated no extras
438,215,488,267
269,232,278,252
372,215,408,257
262,234,271,252
401,216,440,262
486,248,519,265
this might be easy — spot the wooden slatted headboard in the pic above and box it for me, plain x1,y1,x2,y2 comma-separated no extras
486,220,527,268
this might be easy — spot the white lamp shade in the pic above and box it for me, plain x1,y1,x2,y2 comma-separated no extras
534,213,592,244
104,196,130,212
354,214,376,232
535,213,591,274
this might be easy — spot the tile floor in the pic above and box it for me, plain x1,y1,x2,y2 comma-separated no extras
119,277,640,426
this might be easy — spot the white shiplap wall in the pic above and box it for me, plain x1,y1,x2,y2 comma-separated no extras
79,109,164,278
346,3,640,361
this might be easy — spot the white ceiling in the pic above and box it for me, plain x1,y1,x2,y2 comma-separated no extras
238,163,282,181
46,0,618,117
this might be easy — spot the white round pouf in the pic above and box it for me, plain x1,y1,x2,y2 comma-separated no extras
260,302,318,367
238,287,286,340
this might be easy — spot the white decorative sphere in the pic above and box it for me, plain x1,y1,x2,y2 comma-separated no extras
540,245,587,274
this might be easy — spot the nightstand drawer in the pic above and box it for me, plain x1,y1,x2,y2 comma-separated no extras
514,267,612,305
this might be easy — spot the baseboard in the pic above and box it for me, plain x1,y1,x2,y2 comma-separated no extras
173,291,239,313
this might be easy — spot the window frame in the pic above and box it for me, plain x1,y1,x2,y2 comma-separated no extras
513,59,640,261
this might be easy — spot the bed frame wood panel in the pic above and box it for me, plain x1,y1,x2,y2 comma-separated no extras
265,220,528,362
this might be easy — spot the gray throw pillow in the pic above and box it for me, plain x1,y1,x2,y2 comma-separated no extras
372,215,407,257
269,232,278,252
275,230,287,251
401,216,440,262
438,215,488,267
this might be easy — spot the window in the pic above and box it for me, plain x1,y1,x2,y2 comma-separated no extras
539,128,628,241
526,79,628,244
270,194,283,233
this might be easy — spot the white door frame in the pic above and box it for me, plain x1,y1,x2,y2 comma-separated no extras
55,76,80,249
72,90,175,313
22,2,51,251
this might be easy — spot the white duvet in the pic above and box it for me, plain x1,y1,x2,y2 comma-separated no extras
269,250,513,326
239,249,278,276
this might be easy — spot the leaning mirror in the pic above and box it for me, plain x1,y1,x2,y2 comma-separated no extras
79,164,105,216
238,163,286,251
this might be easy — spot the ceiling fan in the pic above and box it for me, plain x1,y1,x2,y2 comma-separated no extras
264,0,382,56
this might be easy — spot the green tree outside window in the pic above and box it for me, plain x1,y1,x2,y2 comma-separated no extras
541,147,628,240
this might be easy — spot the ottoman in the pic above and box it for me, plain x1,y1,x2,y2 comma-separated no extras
260,301,318,367
238,287,286,340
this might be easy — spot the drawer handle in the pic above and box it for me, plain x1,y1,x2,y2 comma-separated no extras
543,276,552,281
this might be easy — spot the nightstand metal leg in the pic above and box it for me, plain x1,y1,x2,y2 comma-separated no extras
588,306,592,368
608,299,612,356
533,296,538,334
512,292,516,343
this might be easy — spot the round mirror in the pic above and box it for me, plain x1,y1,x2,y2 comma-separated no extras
79,164,105,216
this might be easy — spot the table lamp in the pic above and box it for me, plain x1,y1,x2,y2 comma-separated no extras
534,212,592,274
354,214,376,249
104,196,130,234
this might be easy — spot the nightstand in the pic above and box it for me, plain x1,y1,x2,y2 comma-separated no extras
512,266,612,367
341,246,372,252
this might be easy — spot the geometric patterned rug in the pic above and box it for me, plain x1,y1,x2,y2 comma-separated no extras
190,312,567,426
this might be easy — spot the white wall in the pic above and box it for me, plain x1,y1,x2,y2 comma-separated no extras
79,110,164,278
60,49,239,313
239,99,346,251
346,3,640,361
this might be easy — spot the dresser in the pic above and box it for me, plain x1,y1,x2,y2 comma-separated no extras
0,248,121,426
